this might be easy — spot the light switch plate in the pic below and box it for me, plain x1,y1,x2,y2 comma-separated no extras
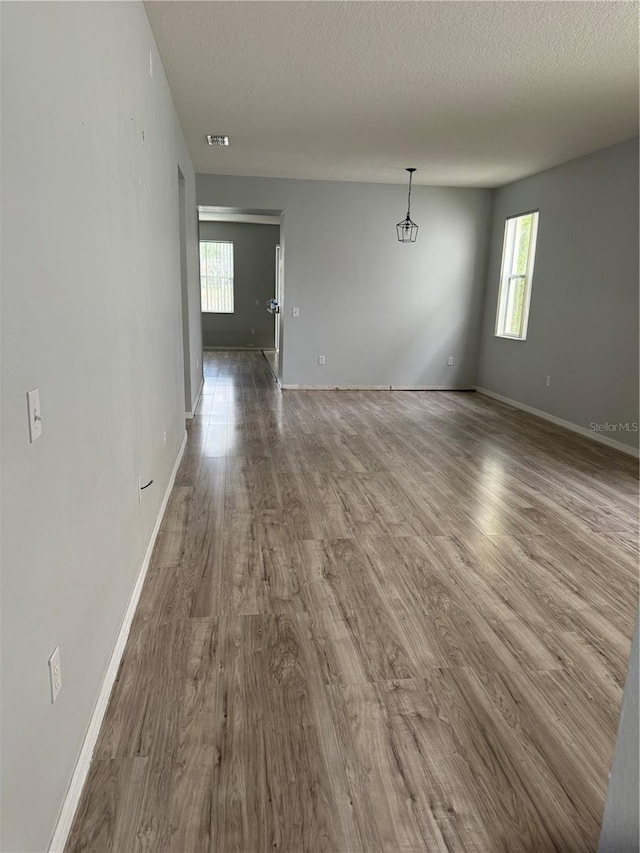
292,307,300,317
27,388,42,442
49,646,62,703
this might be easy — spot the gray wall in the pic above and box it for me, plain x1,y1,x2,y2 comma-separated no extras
0,2,201,849
200,221,279,349
599,614,639,853
476,138,639,450
197,175,493,388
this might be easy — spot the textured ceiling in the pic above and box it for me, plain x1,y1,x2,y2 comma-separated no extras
145,1,639,187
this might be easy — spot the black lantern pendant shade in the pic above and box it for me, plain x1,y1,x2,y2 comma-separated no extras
396,167,418,242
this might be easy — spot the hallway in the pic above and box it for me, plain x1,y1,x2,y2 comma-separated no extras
67,351,638,852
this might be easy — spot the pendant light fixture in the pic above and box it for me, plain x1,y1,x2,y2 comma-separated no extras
396,167,418,242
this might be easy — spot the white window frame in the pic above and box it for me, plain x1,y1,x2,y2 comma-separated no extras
200,240,234,314
495,210,539,341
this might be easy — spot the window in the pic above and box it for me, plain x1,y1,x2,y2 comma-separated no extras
495,211,539,340
200,240,234,313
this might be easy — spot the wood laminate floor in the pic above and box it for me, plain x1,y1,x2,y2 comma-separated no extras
67,351,639,853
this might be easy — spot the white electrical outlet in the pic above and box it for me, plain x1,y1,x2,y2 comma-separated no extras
255,299,260,306
292,307,300,318
49,647,62,703
318,355,326,365
250,328,256,335
546,375,551,386
163,428,167,445
27,388,43,442
448,356,454,366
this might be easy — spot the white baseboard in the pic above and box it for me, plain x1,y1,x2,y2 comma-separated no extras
475,387,639,458
202,345,265,351
282,384,389,390
48,430,188,853
185,376,204,420
392,385,474,392
281,384,475,391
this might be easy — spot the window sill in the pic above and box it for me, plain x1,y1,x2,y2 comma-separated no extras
494,333,527,341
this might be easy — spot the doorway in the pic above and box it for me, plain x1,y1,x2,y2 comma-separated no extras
177,167,192,412
197,208,284,384
275,243,282,355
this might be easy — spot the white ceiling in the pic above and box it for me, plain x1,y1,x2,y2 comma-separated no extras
145,1,638,188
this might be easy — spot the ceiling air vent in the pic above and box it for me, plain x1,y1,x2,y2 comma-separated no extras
207,135,229,146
